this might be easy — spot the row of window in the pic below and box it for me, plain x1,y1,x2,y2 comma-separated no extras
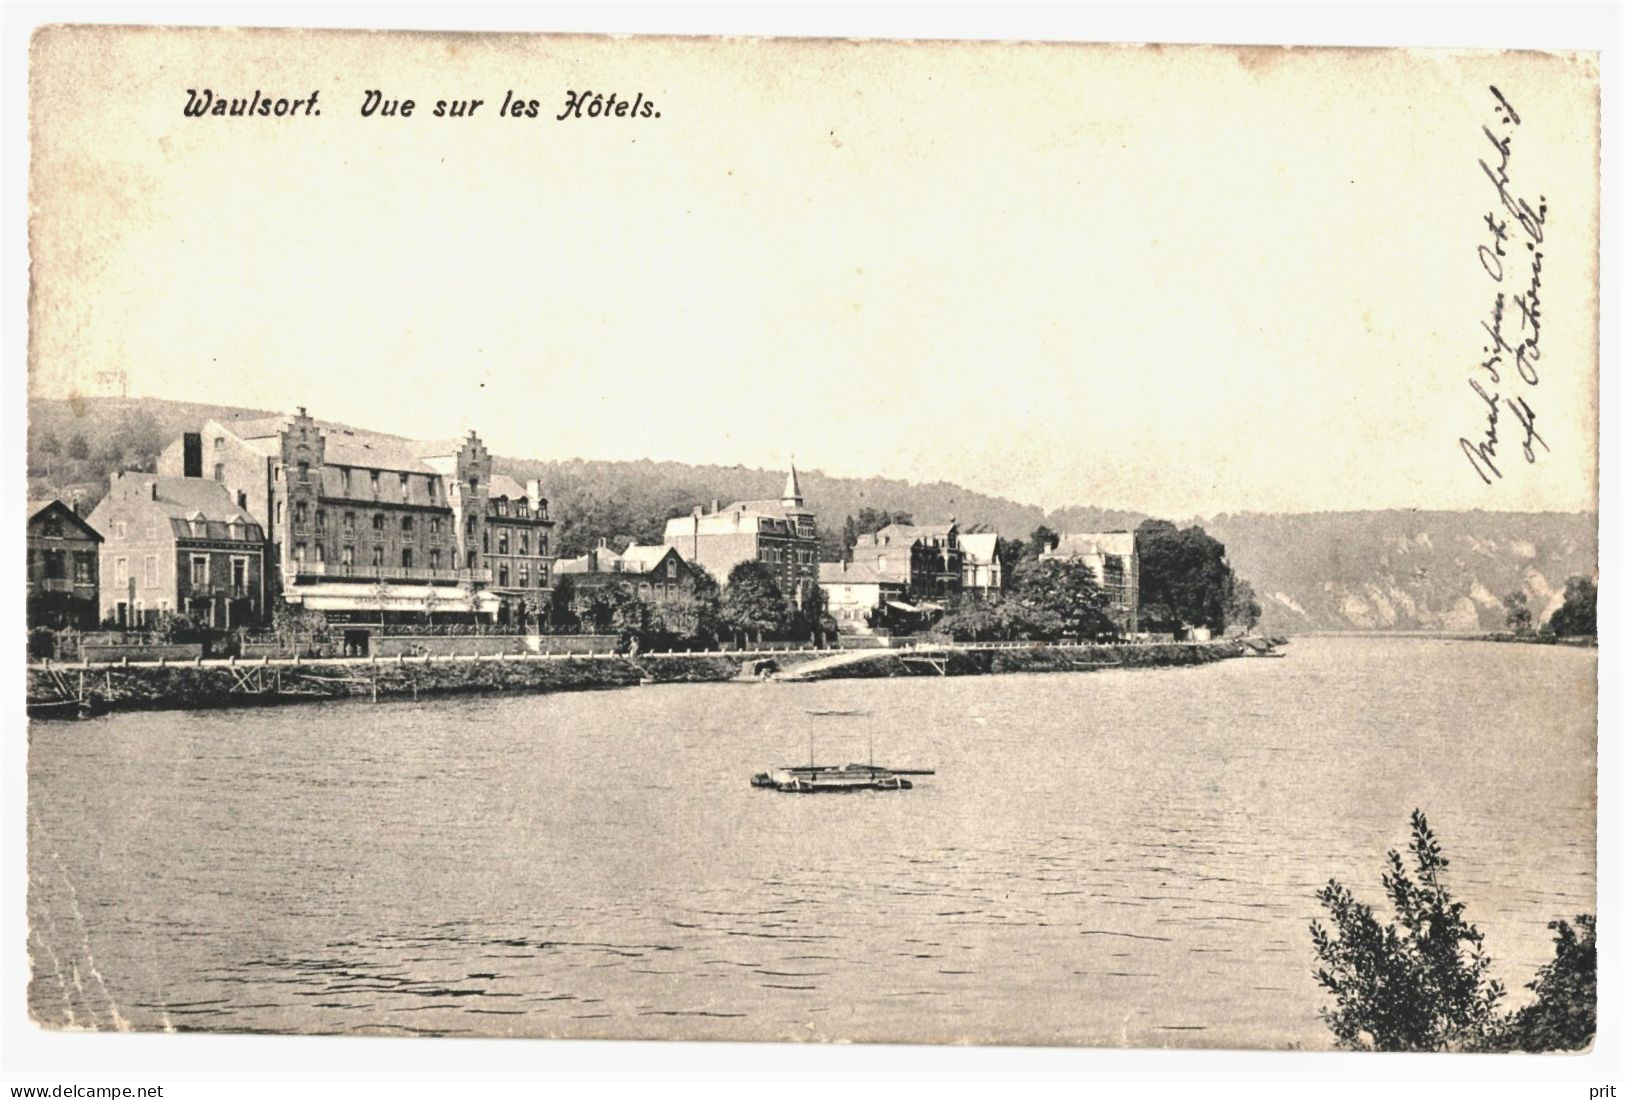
572,581,684,603
491,496,544,519
107,553,250,593
106,518,254,542
757,546,817,566
273,460,446,505
29,548,96,583
495,563,548,588
110,554,157,588
270,459,545,520
288,541,552,587
280,505,551,557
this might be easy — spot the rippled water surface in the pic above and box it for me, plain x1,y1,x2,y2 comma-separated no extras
27,637,1596,1048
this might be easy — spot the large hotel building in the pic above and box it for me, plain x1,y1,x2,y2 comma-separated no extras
157,408,556,624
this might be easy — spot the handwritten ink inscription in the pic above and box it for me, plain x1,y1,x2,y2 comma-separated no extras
1460,85,1550,486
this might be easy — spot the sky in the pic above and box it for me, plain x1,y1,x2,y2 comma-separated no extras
27,31,1600,515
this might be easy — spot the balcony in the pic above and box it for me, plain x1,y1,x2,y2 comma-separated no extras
287,560,492,585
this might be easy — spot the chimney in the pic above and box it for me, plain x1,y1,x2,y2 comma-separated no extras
526,479,543,503
711,499,719,514
182,432,203,478
296,406,307,417
692,505,703,518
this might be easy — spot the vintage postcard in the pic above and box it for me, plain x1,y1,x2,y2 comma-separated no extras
22,26,1599,1054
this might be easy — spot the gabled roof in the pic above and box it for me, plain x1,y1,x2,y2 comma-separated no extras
215,414,464,475
487,474,531,501
1047,531,1137,560
619,543,680,573
94,474,263,539
555,544,622,575
856,521,957,548
818,560,905,586
839,545,913,583
727,499,797,518
27,499,103,541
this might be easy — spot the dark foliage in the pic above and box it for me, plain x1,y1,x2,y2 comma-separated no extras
1310,810,1505,1051
1547,576,1597,638
1311,811,1597,1053
720,561,791,645
1223,576,1262,634
934,558,1113,642
1503,590,1533,634
1136,519,1236,634
1484,915,1596,1052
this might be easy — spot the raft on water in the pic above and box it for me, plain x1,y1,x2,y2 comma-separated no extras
749,763,934,793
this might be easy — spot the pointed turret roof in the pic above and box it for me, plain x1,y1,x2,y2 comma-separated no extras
782,461,804,506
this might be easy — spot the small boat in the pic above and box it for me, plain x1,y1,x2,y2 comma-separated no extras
751,712,933,792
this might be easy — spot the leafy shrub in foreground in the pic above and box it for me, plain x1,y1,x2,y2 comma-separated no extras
1310,810,1595,1052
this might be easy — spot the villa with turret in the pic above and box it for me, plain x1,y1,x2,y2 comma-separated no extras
662,465,820,606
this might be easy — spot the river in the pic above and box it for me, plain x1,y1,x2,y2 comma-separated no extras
26,636,1596,1048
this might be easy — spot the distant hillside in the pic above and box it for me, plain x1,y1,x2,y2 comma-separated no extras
500,457,1049,562
1201,510,1597,634
26,396,1597,632
25,396,281,513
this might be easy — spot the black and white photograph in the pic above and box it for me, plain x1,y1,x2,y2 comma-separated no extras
5,11,1614,1097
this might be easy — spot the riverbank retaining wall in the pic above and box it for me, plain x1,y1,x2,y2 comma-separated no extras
784,642,1237,682
26,642,1247,718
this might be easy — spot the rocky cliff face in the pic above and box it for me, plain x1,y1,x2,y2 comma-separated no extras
1202,511,1598,633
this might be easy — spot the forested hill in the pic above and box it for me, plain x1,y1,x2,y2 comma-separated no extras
1200,510,1597,634
26,396,1597,632
499,457,1048,561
